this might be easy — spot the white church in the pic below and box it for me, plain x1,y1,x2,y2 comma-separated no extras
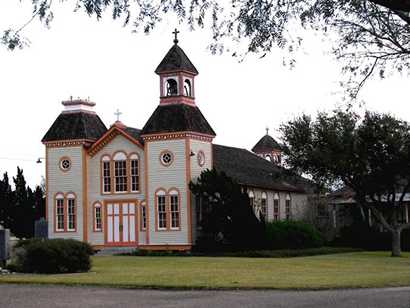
42,35,312,250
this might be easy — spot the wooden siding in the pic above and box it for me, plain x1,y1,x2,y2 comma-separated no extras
87,134,145,246
47,146,83,241
146,139,189,245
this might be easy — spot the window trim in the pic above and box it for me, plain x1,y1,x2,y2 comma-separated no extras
273,193,280,221
129,153,140,193
55,193,65,232
59,156,72,172
285,193,292,221
140,201,147,231
169,189,181,230
66,193,77,232
159,150,174,167
261,192,267,220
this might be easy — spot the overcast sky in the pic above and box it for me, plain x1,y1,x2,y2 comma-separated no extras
1,1,409,187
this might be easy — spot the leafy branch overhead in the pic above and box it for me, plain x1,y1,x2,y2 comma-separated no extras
3,0,410,97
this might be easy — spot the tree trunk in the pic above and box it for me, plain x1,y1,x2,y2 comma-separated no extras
391,229,401,257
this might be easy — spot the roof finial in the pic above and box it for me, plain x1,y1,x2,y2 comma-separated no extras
266,126,269,135
114,108,122,122
173,28,180,44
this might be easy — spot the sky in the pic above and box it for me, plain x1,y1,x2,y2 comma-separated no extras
0,1,409,187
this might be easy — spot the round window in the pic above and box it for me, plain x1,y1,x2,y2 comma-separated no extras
197,150,205,167
160,151,173,166
60,158,71,171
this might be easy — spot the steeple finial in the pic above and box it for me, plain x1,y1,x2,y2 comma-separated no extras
173,28,180,44
266,126,269,135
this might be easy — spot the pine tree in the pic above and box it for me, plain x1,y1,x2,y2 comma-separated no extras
0,172,12,228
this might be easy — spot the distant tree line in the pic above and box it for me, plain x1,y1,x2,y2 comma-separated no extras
0,167,45,238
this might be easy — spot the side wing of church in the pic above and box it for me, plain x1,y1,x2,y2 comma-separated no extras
41,38,313,250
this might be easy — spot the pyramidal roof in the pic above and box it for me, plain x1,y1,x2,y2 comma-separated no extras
252,134,282,153
155,43,198,75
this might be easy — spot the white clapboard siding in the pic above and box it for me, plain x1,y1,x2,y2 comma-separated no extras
87,134,145,246
146,139,189,245
47,146,84,241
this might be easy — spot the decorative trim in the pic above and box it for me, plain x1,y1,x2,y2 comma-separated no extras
44,139,94,148
82,149,88,241
88,124,144,157
45,147,49,221
53,192,77,233
144,145,150,244
142,131,214,142
159,150,174,167
154,188,182,231
185,138,192,244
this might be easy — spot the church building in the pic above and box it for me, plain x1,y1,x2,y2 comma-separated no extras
42,35,312,250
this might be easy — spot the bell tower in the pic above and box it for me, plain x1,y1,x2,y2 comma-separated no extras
155,29,198,107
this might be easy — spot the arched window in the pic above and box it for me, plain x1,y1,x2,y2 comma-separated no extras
129,153,139,192
113,152,127,192
248,190,255,208
55,193,65,232
166,78,178,96
140,201,147,231
169,189,180,229
273,193,280,221
102,155,111,193
184,79,191,97
94,202,102,232
156,190,167,230
285,193,291,220
66,193,76,231
261,192,267,220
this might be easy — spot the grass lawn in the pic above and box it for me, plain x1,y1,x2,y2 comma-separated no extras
1,251,410,290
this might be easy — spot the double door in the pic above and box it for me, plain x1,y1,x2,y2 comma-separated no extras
106,202,136,245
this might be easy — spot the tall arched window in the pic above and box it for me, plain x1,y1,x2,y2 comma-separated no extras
156,190,167,230
113,152,127,192
140,201,147,231
166,78,178,96
261,192,267,220
285,193,291,220
55,193,65,232
184,79,191,97
66,193,76,231
248,190,255,208
93,202,102,232
169,189,180,229
102,155,111,193
273,193,280,221
129,153,139,192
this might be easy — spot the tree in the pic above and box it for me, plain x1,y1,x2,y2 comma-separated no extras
0,172,13,228
2,1,410,98
189,168,265,250
280,109,410,256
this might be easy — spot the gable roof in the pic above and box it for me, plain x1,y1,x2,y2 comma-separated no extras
213,144,308,193
155,44,198,75
88,123,144,156
252,134,282,153
141,104,216,136
42,111,107,143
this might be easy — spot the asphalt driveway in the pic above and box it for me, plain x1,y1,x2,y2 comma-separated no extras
0,284,409,308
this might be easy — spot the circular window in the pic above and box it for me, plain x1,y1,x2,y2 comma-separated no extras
197,150,205,167
59,157,71,172
160,151,174,166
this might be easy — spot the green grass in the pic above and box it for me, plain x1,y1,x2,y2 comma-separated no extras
1,252,410,290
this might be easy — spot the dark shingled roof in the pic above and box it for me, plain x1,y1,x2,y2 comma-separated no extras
123,126,144,144
213,144,307,193
42,111,107,142
141,104,216,136
252,134,282,153
155,44,198,75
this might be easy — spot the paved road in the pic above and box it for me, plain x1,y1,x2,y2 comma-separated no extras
0,284,409,308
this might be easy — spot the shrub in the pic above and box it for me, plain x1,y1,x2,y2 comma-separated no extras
265,221,324,249
10,238,94,274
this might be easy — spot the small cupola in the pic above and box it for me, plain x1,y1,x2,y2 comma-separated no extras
62,97,96,113
155,29,198,106
252,128,282,165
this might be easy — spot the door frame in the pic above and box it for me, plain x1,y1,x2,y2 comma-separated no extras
104,199,139,247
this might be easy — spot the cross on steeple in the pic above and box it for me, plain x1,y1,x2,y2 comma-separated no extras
266,126,270,135
173,28,180,44
114,108,122,122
